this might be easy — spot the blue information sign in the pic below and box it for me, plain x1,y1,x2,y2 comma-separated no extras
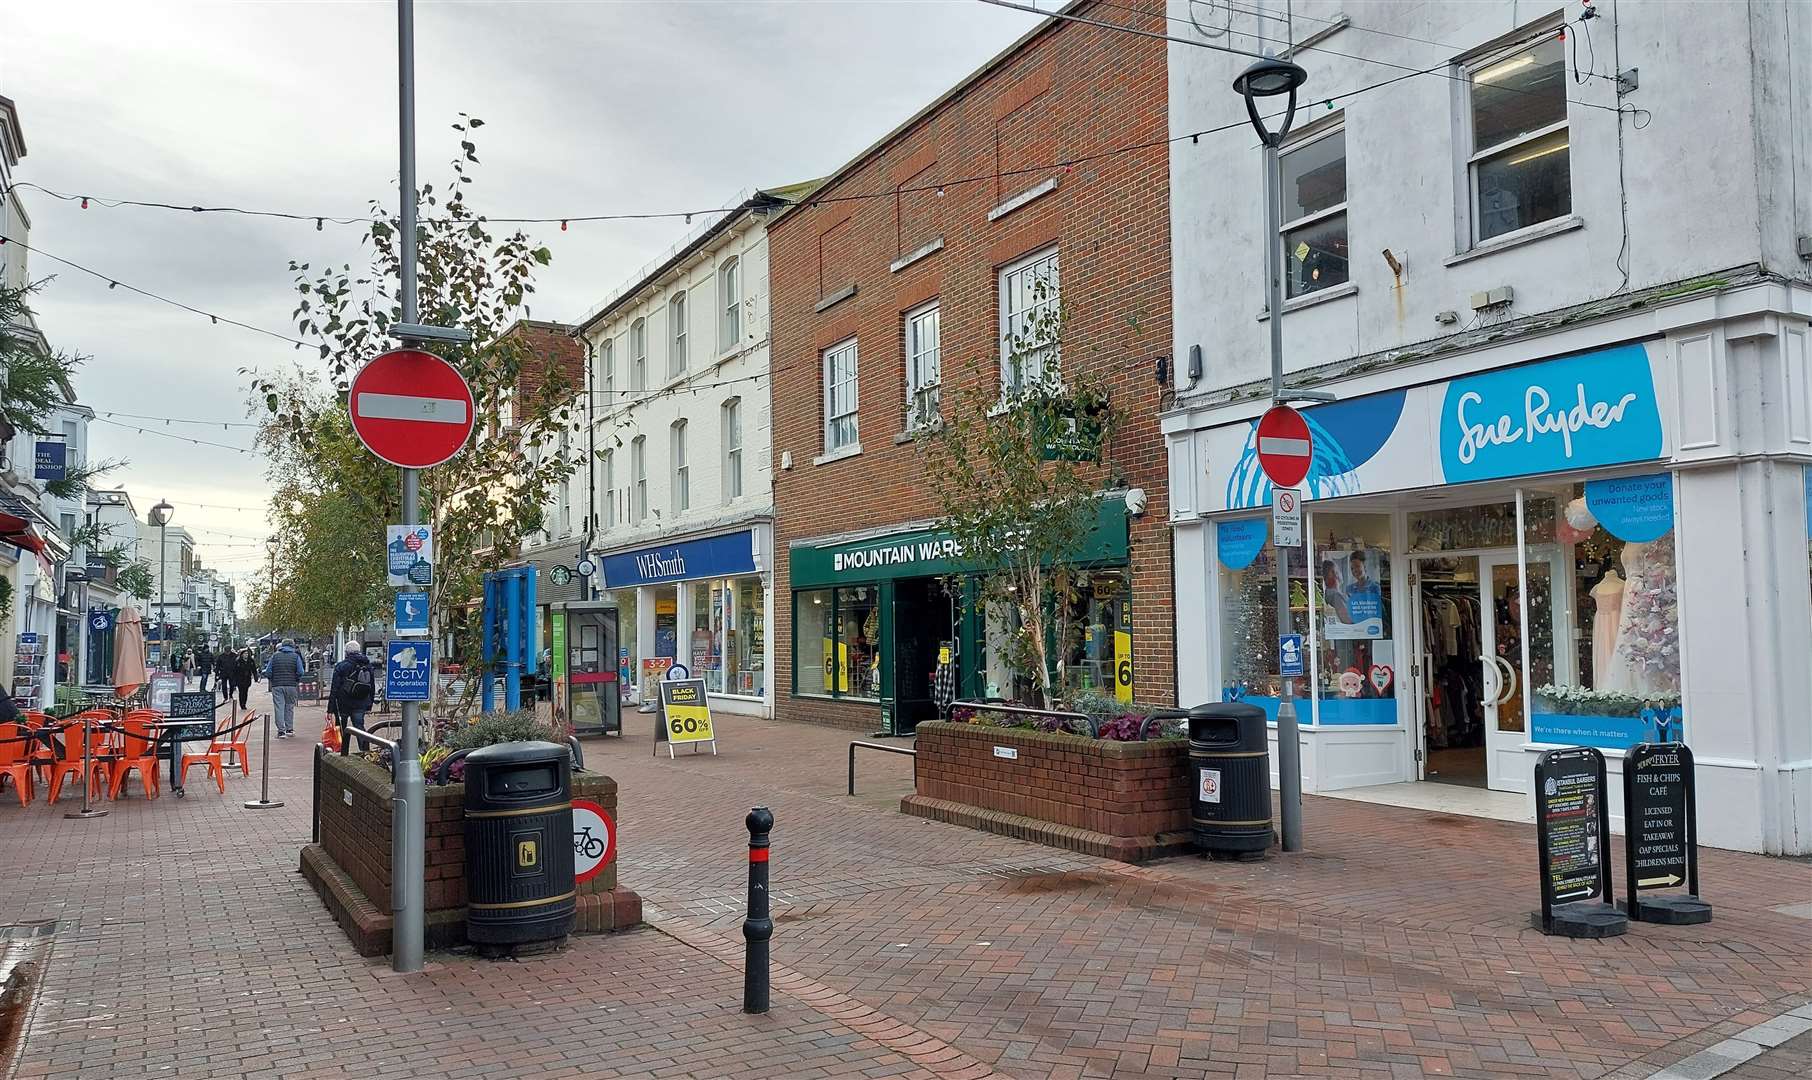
1279,633,1305,677
393,593,429,637
386,640,432,701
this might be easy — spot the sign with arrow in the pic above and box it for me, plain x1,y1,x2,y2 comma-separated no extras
1621,743,1712,924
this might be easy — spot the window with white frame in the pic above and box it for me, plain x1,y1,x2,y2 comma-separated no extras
1466,34,1570,244
670,419,689,514
602,448,617,529
904,301,941,429
600,338,615,401
822,338,859,453
631,318,648,391
722,397,743,501
719,257,741,352
1279,124,1348,298
631,435,647,524
668,291,688,378
998,247,1059,393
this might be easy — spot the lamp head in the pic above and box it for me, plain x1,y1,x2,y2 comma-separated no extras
1232,57,1308,99
149,500,174,527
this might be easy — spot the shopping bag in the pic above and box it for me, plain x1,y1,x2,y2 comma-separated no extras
320,717,342,753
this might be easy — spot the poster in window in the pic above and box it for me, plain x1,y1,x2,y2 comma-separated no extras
1318,547,1386,639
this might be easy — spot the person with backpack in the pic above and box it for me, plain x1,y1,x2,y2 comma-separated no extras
263,638,306,738
329,642,377,751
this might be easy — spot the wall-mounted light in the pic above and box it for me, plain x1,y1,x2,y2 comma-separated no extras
1187,344,1203,385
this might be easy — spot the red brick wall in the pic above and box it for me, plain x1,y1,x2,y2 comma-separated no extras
501,319,584,417
908,722,1190,850
767,2,1173,729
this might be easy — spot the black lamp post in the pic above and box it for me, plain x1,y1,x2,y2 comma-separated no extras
1233,55,1309,855
149,500,173,669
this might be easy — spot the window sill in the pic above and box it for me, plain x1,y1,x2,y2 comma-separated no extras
814,284,858,313
792,692,879,705
1444,214,1584,267
813,442,863,466
988,176,1059,223
1257,280,1357,322
890,236,944,274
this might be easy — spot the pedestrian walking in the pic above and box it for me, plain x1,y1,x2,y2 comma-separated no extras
263,637,306,738
230,644,254,710
215,649,235,704
195,643,214,693
329,642,377,751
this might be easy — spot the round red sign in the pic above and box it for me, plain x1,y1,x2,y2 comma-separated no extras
572,798,616,884
347,348,476,469
1255,405,1314,489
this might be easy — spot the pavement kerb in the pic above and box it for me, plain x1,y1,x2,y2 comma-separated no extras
1598,994,1812,1080
645,913,1013,1080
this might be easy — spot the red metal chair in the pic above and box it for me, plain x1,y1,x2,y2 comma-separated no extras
179,725,228,795
0,722,34,806
109,717,161,799
46,720,113,805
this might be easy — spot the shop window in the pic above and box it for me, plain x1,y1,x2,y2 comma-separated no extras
1523,475,1681,749
1215,516,1309,720
983,600,1034,703
1309,514,1395,724
652,586,679,663
690,580,721,692
1465,34,1570,244
616,588,638,696
1408,500,1551,553
733,576,766,697
1060,569,1131,702
1279,124,1348,299
793,586,878,701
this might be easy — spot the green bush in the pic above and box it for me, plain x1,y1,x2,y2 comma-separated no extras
437,709,567,751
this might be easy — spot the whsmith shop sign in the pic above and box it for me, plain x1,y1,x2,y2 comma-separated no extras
601,528,758,588
790,497,1130,589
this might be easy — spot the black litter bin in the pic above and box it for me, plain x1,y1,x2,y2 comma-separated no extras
464,741,576,946
1187,703,1273,857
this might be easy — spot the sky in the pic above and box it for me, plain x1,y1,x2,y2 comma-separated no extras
2,0,1044,607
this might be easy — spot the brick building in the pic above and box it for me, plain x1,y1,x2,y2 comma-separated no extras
768,1,1173,732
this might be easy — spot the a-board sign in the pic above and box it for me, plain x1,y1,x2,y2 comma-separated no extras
1622,743,1712,924
148,672,183,714
571,797,616,884
655,677,716,758
1533,746,1627,938
167,692,215,719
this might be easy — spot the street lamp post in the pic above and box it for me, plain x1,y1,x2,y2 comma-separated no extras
1233,56,1310,854
149,500,174,673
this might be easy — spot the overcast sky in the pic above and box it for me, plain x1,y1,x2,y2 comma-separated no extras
2,0,1042,602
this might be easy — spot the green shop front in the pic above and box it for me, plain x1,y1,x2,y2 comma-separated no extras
787,497,1134,734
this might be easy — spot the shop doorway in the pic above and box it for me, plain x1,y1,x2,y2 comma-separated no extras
891,577,957,734
1410,552,1530,790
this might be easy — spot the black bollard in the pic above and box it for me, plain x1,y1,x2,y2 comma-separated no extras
743,806,773,1014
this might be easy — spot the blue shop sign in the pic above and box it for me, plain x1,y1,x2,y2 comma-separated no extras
1439,343,1664,484
33,441,66,482
602,529,757,588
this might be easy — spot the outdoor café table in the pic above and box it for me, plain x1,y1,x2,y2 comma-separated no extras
142,719,211,797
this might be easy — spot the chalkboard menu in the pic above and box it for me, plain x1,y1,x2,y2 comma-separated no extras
1539,750,1603,903
168,692,216,719
1621,743,1711,924
1533,746,1626,937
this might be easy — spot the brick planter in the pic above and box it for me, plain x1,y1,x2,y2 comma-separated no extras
901,721,1191,862
301,753,641,956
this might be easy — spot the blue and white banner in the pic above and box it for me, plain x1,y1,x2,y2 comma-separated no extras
601,529,757,588
1204,342,1671,512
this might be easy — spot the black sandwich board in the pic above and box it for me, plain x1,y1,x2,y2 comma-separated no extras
1620,743,1712,924
1533,746,1627,938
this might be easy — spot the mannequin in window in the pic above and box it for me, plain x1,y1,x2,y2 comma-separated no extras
1589,568,1625,686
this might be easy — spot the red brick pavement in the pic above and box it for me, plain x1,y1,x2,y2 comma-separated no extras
2,697,1808,1079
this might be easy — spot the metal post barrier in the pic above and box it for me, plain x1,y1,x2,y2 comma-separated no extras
311,744,323,843
243,708,283,810
63,716,108,820
848,740,917,796
742,806,773,1014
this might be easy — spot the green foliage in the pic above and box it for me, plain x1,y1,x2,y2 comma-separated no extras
918,293,1123,707
114,560,153,602
436,708,566,751
0,282,83,436
250,119,578,701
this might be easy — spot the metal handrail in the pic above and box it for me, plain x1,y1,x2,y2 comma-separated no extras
951,700,1100,737
848,739,916,796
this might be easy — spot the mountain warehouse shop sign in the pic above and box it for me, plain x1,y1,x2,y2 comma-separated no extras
833,536,963,574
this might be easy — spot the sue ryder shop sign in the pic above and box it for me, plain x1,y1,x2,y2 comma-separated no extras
789,497,1131,589
1203,341,1670,512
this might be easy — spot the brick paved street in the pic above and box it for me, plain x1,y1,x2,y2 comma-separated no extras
2,691,1808,1079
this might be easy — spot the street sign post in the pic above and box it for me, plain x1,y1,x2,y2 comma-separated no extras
348,348,475,469
1255,405,1313,489
1533,746,1627,938
1621,743,1711,924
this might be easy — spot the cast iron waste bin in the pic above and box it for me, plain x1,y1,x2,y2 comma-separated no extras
1187,703,1273,859
464,741,577,948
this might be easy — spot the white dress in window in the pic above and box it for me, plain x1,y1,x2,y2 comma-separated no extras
1589,570,1625,687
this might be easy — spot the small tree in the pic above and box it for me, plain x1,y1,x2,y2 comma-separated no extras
919,294,1121,707
253,118,577,713
1,281,122,498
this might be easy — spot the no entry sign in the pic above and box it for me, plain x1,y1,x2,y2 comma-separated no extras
1255,405,1313,489
348,348,475,469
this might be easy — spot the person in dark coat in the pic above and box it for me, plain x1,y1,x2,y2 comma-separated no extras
214,649,236,704
230,645,255,710
329,642,377,751
195,645,215,693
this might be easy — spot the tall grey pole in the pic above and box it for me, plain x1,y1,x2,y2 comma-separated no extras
1263,140,1304,854
158,524,167,671
391,0,426,975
